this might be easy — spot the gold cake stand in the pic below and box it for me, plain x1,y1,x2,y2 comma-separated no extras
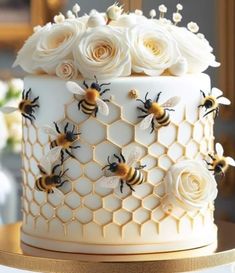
0,221,235,273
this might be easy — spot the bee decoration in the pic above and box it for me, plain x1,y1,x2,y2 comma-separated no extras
199,88,231,118
96,147,146,193
0,88,39,123
137,92,181,133
35,154,69,194
42,122,81,163
206,143,235,177
66,76,110,117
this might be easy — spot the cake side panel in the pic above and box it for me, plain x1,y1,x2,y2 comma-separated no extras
21,74,216,249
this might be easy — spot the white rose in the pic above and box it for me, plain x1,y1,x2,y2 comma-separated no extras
73,26,131,79
32,19,85,74
128,23,180,76
164,160,218,211
56,59,78,80
170,26,220,73
13,23,52,74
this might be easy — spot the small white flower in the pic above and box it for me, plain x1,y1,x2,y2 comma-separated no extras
33,25,41,32
67,10,76,19
73,26,131,79
176,3,183,11
106,3,123,21
173,12,182,23
149,9,157,19
56,59,78,80
72,3,81,16
87,12,106,28
54,13,65,24
135,9,143,16
164,160,218,211
187,21,199,33
158,4,167,13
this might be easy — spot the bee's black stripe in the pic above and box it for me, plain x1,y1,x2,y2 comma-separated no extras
127,169,140,185
157,112,170,125
81,100,96,114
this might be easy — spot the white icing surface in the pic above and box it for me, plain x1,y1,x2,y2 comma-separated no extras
21,74,216,254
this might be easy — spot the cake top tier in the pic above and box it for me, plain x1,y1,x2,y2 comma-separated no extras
13,2,220,80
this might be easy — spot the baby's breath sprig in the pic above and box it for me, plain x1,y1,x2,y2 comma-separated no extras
158,4,167,19
172,3,183,25
149,9,157,19
187,22,199,33
72,3,81,18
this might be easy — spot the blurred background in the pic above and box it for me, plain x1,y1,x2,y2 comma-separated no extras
0,0,234,225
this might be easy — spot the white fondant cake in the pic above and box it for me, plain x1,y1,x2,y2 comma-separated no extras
6,2,234,255
21,74,217,253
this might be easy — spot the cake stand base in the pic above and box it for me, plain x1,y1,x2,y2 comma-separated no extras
0,221,235,273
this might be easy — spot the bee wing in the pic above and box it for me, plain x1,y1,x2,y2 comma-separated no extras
96,176,120,189
39,154,52,174
126,147,142,166
212,87,223,97
47,146,62,162
96,98,109,116
161,97,181,108
139,114,154,130
41,125,58,137
215,143,224,157
66,81,86,96
226,157,235,167
217,97,231,106
0,106,18,114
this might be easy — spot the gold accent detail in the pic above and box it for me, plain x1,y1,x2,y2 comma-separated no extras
2,222,235,273
128,89,139,99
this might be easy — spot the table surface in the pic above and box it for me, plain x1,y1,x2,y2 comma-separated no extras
0,221,235,273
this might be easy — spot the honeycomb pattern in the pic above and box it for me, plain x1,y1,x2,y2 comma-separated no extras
22,93,215,238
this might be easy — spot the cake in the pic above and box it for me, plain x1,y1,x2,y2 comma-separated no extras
5,3,235,254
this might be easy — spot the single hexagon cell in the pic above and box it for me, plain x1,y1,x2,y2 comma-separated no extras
154,182,166,198
123,196,141,212
25,142,32,158
33,143,44,162
103,195,122,212
66,100,88,124
34,191,46,205
148,143,166,158
84,194,102,210
98,103,121,124
158,155,173,170
57,206,73,222
23,126,28,142
193,122,204,143
108,120,134,146
25,187,33,202
186,140,199,159
30,202,40,216
122,143,146,160
140,155,157,170
37,128,49,145
133,183,153,199
114,210,132,225
73,142,93,164
84,161,102,181
133,208,150,224
23,157,29,172
158,124,177,147
95,182,113,197
178,121,193,146
143,195,160,210
65,192,81,209
63,159,83,180
80,118,106,145
28,127,37,144
135,125,157,147
27,172,35,189
95,141,120,165
168,143,184,161
186,104,199,124
30,157,39,176
148,168,165,185
48,190,64,207
41,203,55,220
75,177,93,196
75,207,93,224
94,209,112,225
